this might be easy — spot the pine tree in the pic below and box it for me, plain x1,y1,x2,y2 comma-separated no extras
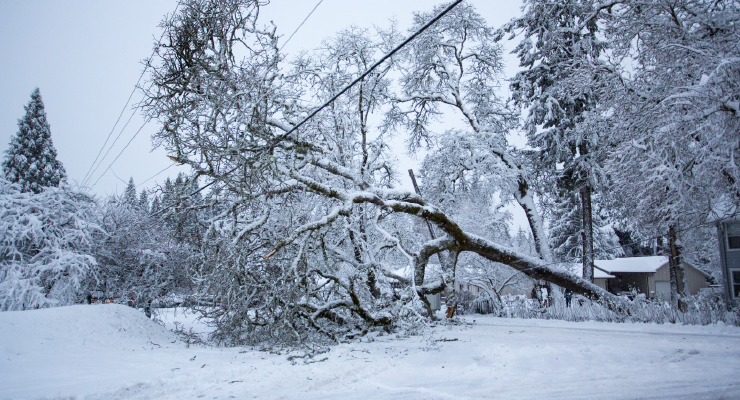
138,189,149,213
549,191,582,262
123,177,137,205
150,197,161,215
506,0,612,280
2,88,66,193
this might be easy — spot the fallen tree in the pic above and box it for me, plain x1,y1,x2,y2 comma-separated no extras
142,0,624,345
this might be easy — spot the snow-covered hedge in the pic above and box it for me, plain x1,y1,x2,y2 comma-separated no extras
0,179,99,310
471,288,739,326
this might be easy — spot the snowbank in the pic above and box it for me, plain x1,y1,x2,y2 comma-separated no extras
0,304,181,398
2,305,740,399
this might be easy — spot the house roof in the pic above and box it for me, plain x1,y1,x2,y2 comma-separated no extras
566,263,615,279
594,256,668,274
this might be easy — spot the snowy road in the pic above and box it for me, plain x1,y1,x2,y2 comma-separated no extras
2,305,740,399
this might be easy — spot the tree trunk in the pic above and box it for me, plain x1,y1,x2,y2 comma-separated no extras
580,185,594,283
667,226,679,308
669,225,689,309
516,177,552,261
409,169,453,291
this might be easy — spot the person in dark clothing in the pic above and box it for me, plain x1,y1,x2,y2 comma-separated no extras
564,289,573,308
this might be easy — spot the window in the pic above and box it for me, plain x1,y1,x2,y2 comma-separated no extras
733,271,740,298
728,223,740,250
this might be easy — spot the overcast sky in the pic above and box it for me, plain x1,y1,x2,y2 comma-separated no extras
0,0,526,225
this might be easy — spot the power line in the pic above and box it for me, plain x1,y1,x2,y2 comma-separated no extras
152,0,464,217
279,0,324,52
89,118,150,189
136,162,178,190
82,89,140,186
110,168,129,186
267,0,463,155
82,1,182,188
82,108,137,187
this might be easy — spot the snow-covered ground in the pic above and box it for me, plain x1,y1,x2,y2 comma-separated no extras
2,305,740,399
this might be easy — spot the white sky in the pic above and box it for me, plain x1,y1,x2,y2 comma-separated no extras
0,0,527,228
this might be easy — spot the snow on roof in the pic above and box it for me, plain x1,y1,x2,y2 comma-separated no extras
594,256,668,274
564,263,615,279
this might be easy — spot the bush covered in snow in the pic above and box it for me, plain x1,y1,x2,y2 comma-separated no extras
93,192,192,314
470,288,740,327
0,178,99,310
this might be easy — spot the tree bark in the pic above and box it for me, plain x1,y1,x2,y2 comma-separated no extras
669,225,689,309
668,226,679,308
580,185,595,283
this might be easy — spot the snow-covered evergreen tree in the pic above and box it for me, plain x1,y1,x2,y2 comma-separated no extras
150,197,161,215
123,177,137,206
503,0,616,281
549,191,582,262
138,189,149,213
2,88,66,193
549,189,622,263
0,178,99,311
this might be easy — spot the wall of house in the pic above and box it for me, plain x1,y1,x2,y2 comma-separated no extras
594,278,608,291
648,262,708,298
648,263,670,299
425,293,441,311
684,264,709,295
455,282,482,295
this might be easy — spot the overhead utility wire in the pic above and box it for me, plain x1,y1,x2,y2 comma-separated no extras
82,89,140,186
83,109,138,187
279,0,324,52
137,163,178,190
88,0,313,192
90,118,151,189
153,0,464,217
98,1,320,194
82,1,183,188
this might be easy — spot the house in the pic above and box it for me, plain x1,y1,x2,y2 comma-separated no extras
568,264,616,291
593,256,709,299
717,219,740,308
